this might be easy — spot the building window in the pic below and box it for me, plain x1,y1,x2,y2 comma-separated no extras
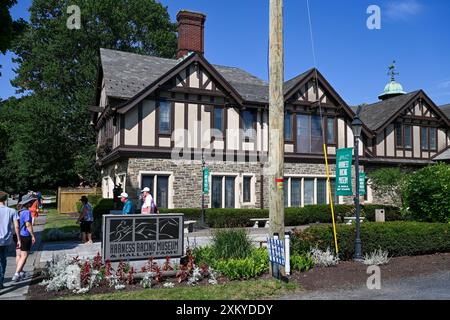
396,123,412,149
317,179,327,204
421,127,437,151
404,125,412,148
225,177,235,208
290,179,301,207
141,174,170,209
326,117,335,145
211,176,236,209
285,112,292,140
304,178,314,205
212,176,223,209
284,177,336,207
430,127,437,150
159,101,171,134
297,114,323,154
243,110,255,140
213,107,224,133
396,122,403,147
243,176,252,203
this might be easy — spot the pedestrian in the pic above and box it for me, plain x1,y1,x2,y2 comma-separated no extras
0,191,21,290
140,187,159,214
119,193,135,215
29,195,39,226
12,195,36,282
77,196,93,244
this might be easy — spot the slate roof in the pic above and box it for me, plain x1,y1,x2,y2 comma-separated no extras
100,48,270,103
358,91,420,131
440,104,450,119
100,48,178,99
434,148,450,161
283,69,314,95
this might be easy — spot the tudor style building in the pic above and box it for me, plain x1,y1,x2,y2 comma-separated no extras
91,10,450,209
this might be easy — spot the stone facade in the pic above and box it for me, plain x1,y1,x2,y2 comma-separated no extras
101,157,373,209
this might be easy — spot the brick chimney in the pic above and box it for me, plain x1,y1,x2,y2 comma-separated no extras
176,10,206,59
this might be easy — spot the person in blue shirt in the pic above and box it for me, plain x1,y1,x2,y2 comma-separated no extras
12,195,36,282
119,193,135,215
0,191,20,289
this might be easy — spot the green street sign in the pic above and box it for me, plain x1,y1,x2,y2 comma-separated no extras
203,167,209,194
336,148,353,196
359,172,366,196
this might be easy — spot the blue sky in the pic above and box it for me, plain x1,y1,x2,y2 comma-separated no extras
1,0,449,106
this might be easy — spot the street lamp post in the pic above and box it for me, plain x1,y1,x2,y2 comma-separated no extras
351,112,363,261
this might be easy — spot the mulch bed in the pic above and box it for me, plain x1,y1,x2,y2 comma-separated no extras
290,252,450,291
27,253,450,300
27,270,230,300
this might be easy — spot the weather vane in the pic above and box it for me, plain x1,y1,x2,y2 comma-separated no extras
388,60,399,81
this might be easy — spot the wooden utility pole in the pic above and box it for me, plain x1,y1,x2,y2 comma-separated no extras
268,0,285,276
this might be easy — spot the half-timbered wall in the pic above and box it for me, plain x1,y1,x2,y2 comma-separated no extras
374,97,448,159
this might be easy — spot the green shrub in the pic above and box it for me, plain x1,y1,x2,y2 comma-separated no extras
402,163,450,223
290,254,314,272
192,246,216,266
291,221,450,260
91,199,114,237
211,229,253,260
214,248,269,280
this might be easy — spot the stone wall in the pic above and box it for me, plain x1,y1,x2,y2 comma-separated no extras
101,157,421,209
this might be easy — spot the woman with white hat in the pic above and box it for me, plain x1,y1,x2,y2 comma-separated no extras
140,187,159,214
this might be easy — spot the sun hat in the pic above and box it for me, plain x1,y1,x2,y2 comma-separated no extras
19,194,37,206
118,192,129,198
141,187,150,193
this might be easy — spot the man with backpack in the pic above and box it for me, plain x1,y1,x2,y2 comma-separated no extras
0,191,20,290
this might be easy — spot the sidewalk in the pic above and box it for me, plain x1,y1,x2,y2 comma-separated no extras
0,215,46,300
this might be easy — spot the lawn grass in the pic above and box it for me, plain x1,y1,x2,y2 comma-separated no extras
61,279,300,300
42,209,80,241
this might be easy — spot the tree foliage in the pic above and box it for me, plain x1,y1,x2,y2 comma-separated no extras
0,0,177,191
0,0,27,75
367,167,409,207
402,163,450,223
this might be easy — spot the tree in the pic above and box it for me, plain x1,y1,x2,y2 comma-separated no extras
402,163,450,223
0,0,27,75
368,167,409,207
1,0,177,190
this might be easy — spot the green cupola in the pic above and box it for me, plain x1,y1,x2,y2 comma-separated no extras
378,61,406,100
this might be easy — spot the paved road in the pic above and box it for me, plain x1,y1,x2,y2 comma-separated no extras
0,216,45,300
280,270,450,300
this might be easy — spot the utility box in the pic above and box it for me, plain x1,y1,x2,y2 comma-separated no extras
375,209,385,222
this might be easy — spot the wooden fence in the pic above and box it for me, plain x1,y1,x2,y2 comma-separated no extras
57,187,102,214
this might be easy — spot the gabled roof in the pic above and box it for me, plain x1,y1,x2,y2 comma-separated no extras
99,48,268,104
283,68,373,138
359,91,420,131
359,90,450,132
283,69,314,96
440,104,450,119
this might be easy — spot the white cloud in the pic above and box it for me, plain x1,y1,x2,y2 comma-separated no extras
385,0,422,20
